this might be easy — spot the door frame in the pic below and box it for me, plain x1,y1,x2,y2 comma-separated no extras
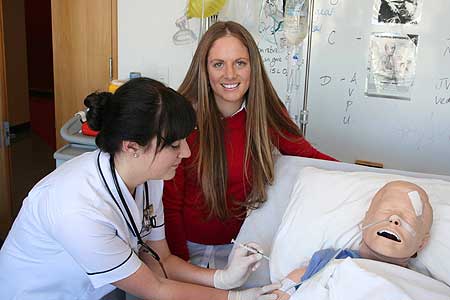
0,0,13,240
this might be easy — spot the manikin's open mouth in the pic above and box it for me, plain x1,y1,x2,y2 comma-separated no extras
377,230,401,243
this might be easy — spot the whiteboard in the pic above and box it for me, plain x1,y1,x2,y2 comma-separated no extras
118,0,450,176
304,0,450,176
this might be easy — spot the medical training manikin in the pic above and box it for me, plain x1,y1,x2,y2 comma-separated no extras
275,180,433,299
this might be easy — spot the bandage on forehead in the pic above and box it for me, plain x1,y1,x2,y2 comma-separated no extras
408,191,423,216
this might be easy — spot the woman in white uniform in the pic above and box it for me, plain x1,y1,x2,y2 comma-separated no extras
0,78,279,300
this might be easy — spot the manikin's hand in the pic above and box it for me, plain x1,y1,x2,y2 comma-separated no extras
228,283,281,300
214,243,264,289
273,267,307,300
273,278,296,300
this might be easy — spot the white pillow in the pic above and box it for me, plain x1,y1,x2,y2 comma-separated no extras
270,167,450,287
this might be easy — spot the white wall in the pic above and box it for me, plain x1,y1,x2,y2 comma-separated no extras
118,0,198,87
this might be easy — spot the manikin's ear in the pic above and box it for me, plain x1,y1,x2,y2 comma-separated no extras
361,211,370,228
121,141,140,156
417,232,431,252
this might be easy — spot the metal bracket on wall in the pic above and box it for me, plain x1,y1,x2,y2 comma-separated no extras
1,121,10,147
299,110,309,136
109,57,113,82
299,110,309,124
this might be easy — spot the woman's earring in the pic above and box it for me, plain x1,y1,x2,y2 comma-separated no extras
133,153,139,158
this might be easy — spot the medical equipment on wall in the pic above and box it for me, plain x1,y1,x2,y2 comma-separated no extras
173,0,225,45
280,215,417,293
218,0,261,42
283,0,309,122
259,0,285,46
96,152,168,278
173,16,197,45
186,0,225,18
284,0,309,46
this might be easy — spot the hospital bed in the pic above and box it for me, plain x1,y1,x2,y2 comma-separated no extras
234,155,450,299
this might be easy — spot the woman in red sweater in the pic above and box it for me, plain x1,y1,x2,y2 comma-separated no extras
163,21,336,268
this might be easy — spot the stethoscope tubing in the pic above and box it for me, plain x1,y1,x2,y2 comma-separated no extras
96,151,163,263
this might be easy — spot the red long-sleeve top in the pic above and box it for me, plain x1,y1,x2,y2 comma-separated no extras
163,110,336,260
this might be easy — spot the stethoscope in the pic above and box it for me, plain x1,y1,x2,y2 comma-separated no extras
97,151,168,278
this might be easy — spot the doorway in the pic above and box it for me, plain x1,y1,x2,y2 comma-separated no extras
4,0,55,219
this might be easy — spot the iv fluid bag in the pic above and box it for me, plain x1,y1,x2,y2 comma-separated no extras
284,0,309,45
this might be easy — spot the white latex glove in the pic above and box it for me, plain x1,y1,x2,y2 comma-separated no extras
228,283,281,300
214,242,264,289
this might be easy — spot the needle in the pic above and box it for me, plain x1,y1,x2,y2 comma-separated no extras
231,239,270,261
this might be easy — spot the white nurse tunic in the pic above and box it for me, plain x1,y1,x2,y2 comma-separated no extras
0,150,165,299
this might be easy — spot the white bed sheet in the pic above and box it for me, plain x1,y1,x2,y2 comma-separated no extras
291,258,450,300
234,155,450,288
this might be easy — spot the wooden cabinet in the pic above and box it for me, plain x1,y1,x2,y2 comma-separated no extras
51,0,117,148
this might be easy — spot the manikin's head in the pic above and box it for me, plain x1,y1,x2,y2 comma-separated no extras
360,181,433,266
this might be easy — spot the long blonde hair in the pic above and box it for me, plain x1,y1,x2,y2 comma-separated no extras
178,21,302,220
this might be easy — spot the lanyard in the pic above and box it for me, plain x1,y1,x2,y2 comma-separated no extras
96,152,168,278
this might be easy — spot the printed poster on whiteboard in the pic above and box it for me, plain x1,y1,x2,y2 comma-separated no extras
373,0,423,25
365,33,418,100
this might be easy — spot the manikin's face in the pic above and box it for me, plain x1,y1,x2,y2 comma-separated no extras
207,35,251,117
362,181,432,259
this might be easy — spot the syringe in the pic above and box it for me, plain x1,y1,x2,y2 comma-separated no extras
231,239,270,261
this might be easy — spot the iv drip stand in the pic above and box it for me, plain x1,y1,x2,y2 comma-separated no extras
300,0,315,136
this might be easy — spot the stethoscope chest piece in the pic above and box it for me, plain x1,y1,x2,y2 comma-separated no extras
142,204,154,232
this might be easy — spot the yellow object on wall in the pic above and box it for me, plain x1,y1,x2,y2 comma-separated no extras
187,0,226,18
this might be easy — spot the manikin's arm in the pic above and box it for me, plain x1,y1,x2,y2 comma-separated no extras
273,266,308,300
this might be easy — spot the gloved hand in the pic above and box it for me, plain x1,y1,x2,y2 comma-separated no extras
228,283,281,300
214,242,264,289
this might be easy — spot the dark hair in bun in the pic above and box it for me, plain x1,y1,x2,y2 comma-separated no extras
84,92,112,131
83,77,196,155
